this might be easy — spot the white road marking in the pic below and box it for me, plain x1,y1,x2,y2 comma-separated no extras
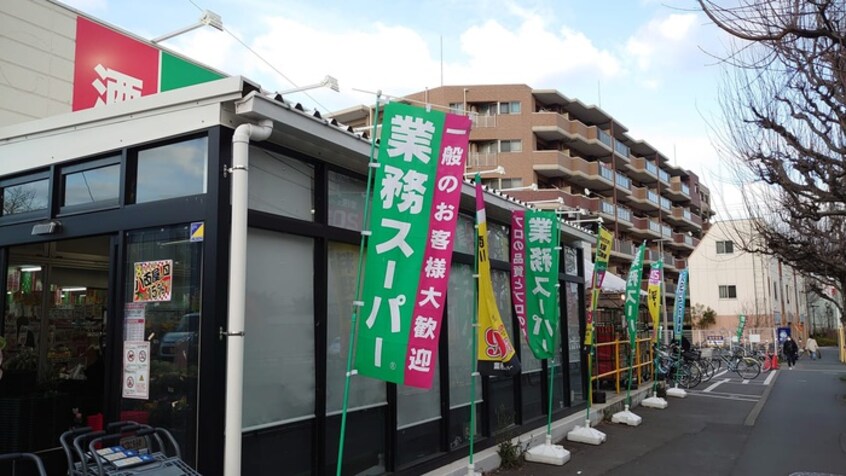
704,378,731,393
713,369,729,378
763,370,777,386
742,379,750,384
687,392,759,403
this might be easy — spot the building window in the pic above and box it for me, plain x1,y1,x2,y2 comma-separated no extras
135,136,208,204
249,145,315,221
499,178,523,189
499,101,521,114
449,102,464,114
1,176,49,217
719,285,737,299
62,159,121,209
500,140,522,153
716,240,734,254
244,229,315,428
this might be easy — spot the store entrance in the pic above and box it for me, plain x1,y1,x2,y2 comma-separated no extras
1,235,112,458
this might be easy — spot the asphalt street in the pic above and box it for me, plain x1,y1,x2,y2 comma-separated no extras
492,347,846,476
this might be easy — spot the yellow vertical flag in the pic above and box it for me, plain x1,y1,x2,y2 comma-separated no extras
475,181,519,376
586,227,613,346
647,260,663,342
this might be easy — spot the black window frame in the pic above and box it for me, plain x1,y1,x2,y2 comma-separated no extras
0,170,52,224
719,284,737,299
58,154,123,215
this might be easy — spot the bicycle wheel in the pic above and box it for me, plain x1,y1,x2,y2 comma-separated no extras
679,362,702,388
735,358,761,379
697,359,715,383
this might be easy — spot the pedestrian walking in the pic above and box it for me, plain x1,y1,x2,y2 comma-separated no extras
783,336,799,369
806,336,820,360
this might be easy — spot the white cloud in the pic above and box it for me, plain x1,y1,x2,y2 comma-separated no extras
625,13,699,82
453,15,621,84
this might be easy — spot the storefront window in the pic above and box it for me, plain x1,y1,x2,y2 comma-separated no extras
244,229,315,428
488,223,510,262
326,242,385,412
328,172,368,231
1,178,49,216
135,137,208,203
446,263,480,449
566,282,584,403
249,146,314,221
453,214,475,255
122,225,203,463
63,163,120,208
564,246,579,276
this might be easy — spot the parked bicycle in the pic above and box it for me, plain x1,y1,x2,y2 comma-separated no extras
654,343,702,388
712,347,761,379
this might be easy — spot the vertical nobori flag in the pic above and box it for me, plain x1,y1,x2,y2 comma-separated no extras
476,181,520,376
510,211,528,341
647,260,663,343
624,243,647,344
523,210,560,359
586,227,613,346
673,269,688,342
736,314,746,341
356,103,470,389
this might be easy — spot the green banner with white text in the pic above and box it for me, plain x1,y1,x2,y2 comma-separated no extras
523,210,560,359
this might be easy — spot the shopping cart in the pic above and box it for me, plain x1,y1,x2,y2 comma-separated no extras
60,421,201,475
0,452,47,476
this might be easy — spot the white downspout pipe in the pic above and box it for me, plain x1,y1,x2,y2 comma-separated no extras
225,120,273,476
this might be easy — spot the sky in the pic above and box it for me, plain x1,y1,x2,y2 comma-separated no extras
61,0,743,218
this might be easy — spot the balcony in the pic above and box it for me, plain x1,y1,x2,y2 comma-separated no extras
667,176,691,201
615,173,632,197
467,151,498,167
532,151,616,192
629,215,660,239
623,186,660,212
670,232,695,251
611,239,634,258
532,112,610,157
658,168,670,184
661,224,672,239
624,157,658,183
659,196,672,212
598,201,633,230
598,129,613,148
470,114,497,128
668,206,703,231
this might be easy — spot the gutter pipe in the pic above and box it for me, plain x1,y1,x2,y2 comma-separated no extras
224,120,273,476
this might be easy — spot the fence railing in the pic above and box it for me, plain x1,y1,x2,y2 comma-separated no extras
592,336,655,394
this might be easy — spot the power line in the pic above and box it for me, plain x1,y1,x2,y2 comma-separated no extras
184,0,330,112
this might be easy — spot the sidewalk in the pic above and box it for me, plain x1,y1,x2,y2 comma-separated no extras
491,347,846,476
732,346,846,475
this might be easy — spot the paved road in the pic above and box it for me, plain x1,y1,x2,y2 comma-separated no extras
493,347,846,475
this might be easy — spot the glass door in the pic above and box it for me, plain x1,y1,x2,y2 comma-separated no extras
1,236,111,454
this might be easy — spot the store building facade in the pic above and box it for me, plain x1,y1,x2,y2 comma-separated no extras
0,5,597,470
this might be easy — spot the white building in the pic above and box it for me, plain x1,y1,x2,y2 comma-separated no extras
688,219,810,345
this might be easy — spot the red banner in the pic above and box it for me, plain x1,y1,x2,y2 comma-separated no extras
510,211,528,341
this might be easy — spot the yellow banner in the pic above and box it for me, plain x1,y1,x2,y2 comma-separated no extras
647,261,663,342
476,199,516,364
586,227,613,346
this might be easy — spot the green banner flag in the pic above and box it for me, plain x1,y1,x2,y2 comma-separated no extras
355,103,470,387
523,210,560,359
736,314,746,340
624,243,647,345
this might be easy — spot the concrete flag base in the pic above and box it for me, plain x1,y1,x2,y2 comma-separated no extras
667,385,687,398
611,404,642,426
524,435,571,466
566,420,607,445
641,393,668,409
465,463,482,476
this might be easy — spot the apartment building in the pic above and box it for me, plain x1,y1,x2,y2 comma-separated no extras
688,219,810,345
334,84,714,325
